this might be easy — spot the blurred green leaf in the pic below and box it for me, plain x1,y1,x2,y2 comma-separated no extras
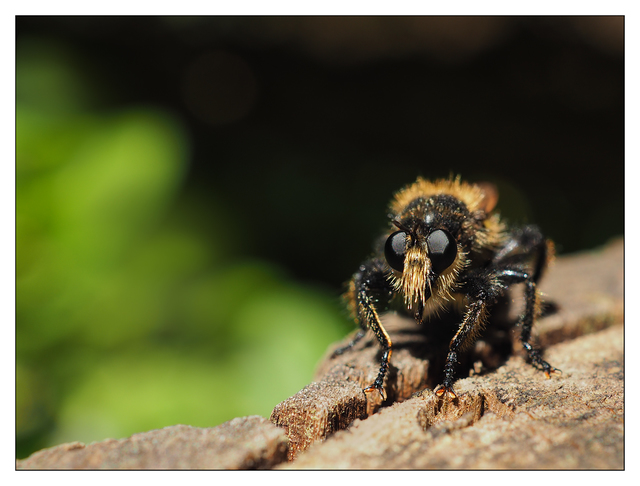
16,36,351,460
17,108,188,351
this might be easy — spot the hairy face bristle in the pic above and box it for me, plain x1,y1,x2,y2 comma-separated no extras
394,245,431,310
388,245,469,317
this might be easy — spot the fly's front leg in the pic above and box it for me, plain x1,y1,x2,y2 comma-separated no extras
438,266,516,398
359,286,392,400
435,300,488,399
342,259,394,400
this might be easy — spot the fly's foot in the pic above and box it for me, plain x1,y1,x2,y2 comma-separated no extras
543,362,562,379
527,346,561,378
363,382,387,401
434,383,457,400
363,348,391,401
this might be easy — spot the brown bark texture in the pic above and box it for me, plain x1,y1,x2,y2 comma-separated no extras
17,238,624,470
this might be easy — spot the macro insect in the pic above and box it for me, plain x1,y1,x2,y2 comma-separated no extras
333,176,559,399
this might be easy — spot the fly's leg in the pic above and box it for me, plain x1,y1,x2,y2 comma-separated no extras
491,227,559,376
518,277,560,377
359,286,392,400
437,255,558,399
341,259,394,400
491,267,560,378
437,264,511,399
435,300,488,399
331,329,366,357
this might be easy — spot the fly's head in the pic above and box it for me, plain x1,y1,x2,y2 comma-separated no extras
383,177,502,320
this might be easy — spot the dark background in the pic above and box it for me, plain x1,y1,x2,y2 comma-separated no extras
16,16,624,459
17,16,624,286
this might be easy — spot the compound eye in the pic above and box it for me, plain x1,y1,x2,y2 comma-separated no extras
384,231,407,272
427,229,457,274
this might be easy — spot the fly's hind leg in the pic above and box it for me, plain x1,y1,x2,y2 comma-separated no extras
518,276,560,378
493,227,559,376
493,266,559,378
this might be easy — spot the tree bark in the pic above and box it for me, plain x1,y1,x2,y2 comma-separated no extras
18,239,624,470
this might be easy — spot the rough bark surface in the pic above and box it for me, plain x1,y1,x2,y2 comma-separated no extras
16,416,288,470
285,323,623,469
273,238,623,465
17,239,624,470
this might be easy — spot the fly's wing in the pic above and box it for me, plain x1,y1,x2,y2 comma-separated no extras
474,182,499,214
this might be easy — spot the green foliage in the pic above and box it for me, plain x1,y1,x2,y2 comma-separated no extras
16,40,350,458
